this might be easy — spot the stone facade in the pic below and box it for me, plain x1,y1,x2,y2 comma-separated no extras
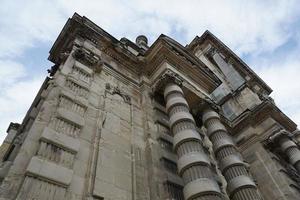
0,13,299,200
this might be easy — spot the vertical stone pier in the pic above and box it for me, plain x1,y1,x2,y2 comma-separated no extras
202,108,262,200
270,130,300,173
164,83,223,200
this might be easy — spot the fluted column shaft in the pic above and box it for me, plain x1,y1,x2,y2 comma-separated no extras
164,83,223,200
202,108,262,200
278,136,300,172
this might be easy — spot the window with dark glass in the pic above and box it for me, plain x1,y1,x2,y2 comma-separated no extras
165,181,184,200
161,158,177,174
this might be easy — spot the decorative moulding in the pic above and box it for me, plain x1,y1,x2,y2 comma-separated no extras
72,46,103,73
26,157,73,187
105,83,131,105
57,107,85,127
40,127,80,153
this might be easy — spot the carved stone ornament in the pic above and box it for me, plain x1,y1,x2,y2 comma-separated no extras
152,69,184,93
72,47,103,73
264,128,300,150
105,83,131,105
268,129,291,143
205,46,218,58
13,134,23,146
47,64,59,77
59,51,71,63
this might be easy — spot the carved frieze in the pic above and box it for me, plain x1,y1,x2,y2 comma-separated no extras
37,141,75,168
105,83,131,104
65,79,89,98
71,65,91,83
205,46,218,58
49,117,81,138
16,176,67,199
58,95,86,116
72,46,103,73
152,69,184,93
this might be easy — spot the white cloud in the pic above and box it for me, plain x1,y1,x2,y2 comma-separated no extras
0,60,25,85
0,59,44,143
2,0,299,57
252,52,300,125
52,0,300,56
0,0,66,58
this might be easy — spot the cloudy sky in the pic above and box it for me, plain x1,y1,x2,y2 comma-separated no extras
0,0,300,143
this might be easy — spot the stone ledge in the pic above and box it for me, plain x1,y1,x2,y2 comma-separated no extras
157,132,173,144
165,171,183,186
162,151,177,163
202,109,220,123
57,107,85,127
166,96,188,113
66,76,90,91
177,152,210,175
0,161,12,179
60,90,89,107
164,84,183,99
280,139,297,152
169,111,195,129
41,127,80,153
227,175,256,196
183,178,221,200
74,60,93,75
173,129,202,151
26,157,73,186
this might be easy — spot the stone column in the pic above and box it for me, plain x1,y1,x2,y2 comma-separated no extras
275,131,300,172
164,83,223,200
202,108,262,200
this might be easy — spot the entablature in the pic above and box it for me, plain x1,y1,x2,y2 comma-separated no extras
223,100,297,136
145,37,221,94
48,13,143,77
187,30,272,96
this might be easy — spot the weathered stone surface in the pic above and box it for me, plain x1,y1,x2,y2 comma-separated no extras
26,157,73,186
0,13,298,200
40,127,80,153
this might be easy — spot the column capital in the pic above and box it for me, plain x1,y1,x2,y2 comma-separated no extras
268,129,292,143
205,46,219,58
192,98,221,118
152,69,184,94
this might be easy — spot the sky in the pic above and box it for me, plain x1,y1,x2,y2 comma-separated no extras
0,0,300,144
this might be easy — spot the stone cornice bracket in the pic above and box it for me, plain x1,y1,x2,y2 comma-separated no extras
268,129,291,143
77,27,100,46
264,128,295,149
193,96,220,115
59,51,71,63
105,83,131,105
72,46,103,73
204,45,218,58
151,69,184,94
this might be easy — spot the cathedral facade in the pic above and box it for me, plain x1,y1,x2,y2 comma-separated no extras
0,13,300,200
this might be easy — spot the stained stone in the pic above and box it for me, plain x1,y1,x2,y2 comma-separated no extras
0,13,299,200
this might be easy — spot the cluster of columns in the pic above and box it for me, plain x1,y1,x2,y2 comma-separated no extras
270,130,300,173
164,83,222,200
163,82,262,200
202,109,261,200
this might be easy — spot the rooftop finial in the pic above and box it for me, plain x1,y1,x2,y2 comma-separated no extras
136,35,148,50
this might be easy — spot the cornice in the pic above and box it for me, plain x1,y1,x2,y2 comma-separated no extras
48,13,143,75
145,39,221,93
187,30,272,95
48,14,223,94
6,122,21,134
223,100,297,135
